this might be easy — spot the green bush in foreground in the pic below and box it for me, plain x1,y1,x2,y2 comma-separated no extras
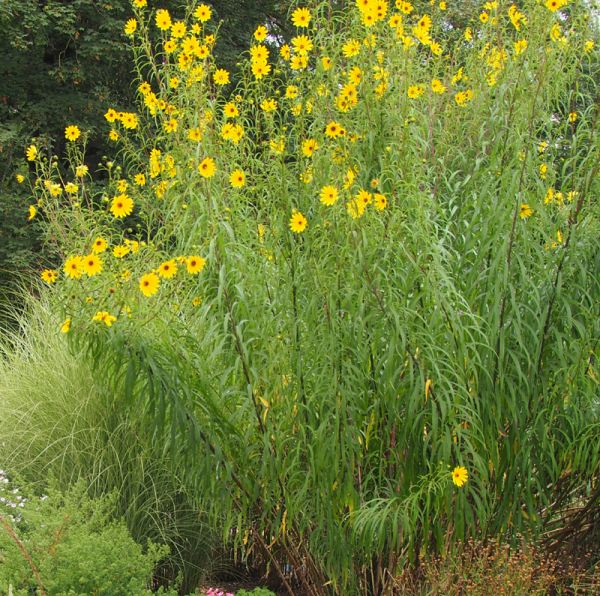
0,476,174,595
0,299,215,592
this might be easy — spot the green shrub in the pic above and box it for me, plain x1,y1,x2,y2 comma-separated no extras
0,476,174,595
0,299,216,592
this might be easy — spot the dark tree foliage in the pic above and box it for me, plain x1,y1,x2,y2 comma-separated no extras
0,0,291,300
0,0,134,296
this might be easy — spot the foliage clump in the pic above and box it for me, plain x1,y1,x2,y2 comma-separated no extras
0,475,174,595
6,0,600,593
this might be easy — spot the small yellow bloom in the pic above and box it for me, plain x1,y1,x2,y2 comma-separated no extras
229,169,246,188
193,3,212,22
261,98,278,112
76,164,89,177
158,259,178,279
65,125,81,141
92,237,108,254
289,210,307,233
321,56,332,70
41,269,58,284
213,68,230,85
374,193,387,211
431,79,446,94
251,59,271,79
451,466,468,487
113,245,130,258
26,145,37,161
301,138,318,157
342,39,360,58
139,272,160,297
519,203,533,219
514,39,528,55
254,25,268,42
198,157,216,178
223,102,239,118
64,256,83,279
124,18,137,35
104,108,118,122
292,34,313,55
324,121,345,138
120,112,138,129
92,311,117,327
171,21,186,38
319,185,339,206
186,256,206,274
110,194,134,218
188,127,202,142
60,318,71,333
545,0,567,12
155,8,172,30
163,118,178,133
291,7,311,27
81,253,103,277
407,85,424,99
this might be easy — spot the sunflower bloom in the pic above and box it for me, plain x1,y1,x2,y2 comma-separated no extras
92,311,117,327
124,18,137,35
213,68,230,85
451,466,468,487
41,269,58,284
139,272,160,297
289,210,307,233
230,169,246,188
158,259,178,279
81,254,102,277
92,237,108,254
64,256,83,279
110,194,134,218
155,9,172,30
26,145,37,161
519,203,533,219
319,185,339,206
198,157,216,178
186,256,206,274
291,7,312,27
194,4,212,22
65,125,81,141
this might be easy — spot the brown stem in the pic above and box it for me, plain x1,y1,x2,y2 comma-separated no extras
253,528,295,596
492,51,548,388
0,511,46,595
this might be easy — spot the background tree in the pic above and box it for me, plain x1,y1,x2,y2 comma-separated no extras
0,0,291,312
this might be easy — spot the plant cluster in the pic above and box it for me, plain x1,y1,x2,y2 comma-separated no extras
6,0,600,593
0,475,174,595
394,537,599,594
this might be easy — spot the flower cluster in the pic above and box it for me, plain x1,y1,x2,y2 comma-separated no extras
20,0,594,350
